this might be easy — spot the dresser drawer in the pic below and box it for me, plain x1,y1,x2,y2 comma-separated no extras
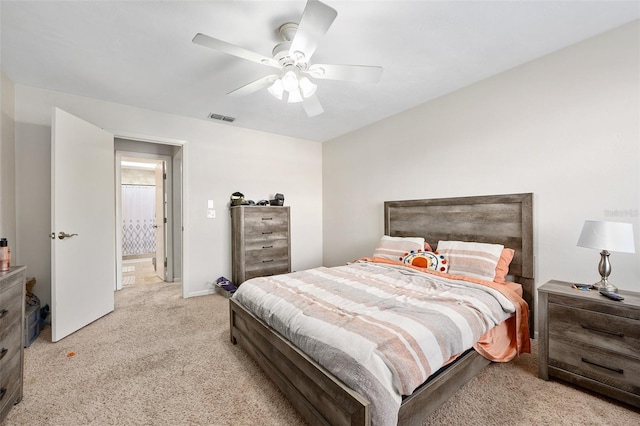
0,348,21,412
0,323,21,373
245,230,289,244
0,277,23,332
548,303,640,359
244,216,289,234
245,262,290,281
246,239,289,259
549,338,640,396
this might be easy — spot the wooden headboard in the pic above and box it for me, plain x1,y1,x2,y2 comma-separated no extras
384,193,534,333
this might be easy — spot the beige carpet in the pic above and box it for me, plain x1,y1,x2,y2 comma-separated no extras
3,281,638,425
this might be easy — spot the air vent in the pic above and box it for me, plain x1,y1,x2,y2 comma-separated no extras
208,113,236,123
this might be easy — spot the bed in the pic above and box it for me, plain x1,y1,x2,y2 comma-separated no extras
229,193,534,425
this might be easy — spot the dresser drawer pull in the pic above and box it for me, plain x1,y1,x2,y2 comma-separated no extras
580,324,624,337
262,259,274,263
0,347,7,360
0,387,6,402
0,309,8,319
581,357,624,374
262,245,273,249
262,217,273,221
262,232,273,235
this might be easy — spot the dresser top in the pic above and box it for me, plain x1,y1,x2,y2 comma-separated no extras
539,279,640,309
0,265,26,280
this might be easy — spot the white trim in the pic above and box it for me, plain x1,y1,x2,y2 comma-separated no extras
187,288,217,298
108,130,186,146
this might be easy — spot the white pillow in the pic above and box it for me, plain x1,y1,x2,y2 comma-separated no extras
436,240,504,281
373,235,425,262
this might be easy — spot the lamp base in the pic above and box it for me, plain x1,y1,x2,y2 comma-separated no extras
591,278,618,293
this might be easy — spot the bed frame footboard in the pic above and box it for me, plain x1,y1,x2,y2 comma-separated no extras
230,297,371,426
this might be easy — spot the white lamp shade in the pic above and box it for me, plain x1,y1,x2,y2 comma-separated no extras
577,220,635,253
299,77,317,98
287,87,304,103
268,79,284,100
281,71,299,93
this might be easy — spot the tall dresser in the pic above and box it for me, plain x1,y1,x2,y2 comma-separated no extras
231,206,291,285
0,266,26,423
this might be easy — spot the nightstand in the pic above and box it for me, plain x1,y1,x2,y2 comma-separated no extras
538,280,640,408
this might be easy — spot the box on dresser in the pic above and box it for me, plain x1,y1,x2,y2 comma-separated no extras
231,206,291,285
0,266,26,423
538,280,640,408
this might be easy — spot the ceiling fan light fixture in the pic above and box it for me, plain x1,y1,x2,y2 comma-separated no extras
268,79,285,100
287,87,304,103
281,70,299,93
299,76,317,98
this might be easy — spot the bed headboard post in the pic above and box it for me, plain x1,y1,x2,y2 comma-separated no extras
383,193,535,334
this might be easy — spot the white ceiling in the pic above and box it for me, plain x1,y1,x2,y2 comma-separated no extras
2,1,638,142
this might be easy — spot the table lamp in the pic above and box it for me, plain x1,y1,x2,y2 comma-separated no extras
577,220,635,292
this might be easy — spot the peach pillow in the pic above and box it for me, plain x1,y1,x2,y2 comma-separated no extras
494,248,515,284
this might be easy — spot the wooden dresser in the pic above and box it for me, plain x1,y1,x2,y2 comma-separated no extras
538,280,640,408
231,206,291,285
0,266,26,422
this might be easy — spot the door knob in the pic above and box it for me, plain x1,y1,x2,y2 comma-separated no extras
58,232,78,240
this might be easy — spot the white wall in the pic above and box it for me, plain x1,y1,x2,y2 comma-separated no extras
323,21,640,303
15,87,323,308
0,71,17,251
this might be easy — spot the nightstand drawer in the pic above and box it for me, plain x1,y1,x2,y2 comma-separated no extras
549,303,640,359
549,339,640,396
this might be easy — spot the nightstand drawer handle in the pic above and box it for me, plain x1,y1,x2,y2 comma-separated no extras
262,217,273,221
0,347,7,360
262,245,273,249
262,232,272,235
0,387,6,402
581,357,624,374
0,309,8,319
262,259,274,263
580,324,624,337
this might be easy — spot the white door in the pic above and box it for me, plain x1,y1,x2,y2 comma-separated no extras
154,161,166,280
51,108,116,342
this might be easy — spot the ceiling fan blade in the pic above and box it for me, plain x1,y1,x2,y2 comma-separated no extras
307,64,383,83
289,0,337,61
227,75,279,97
302,94,324,117
193,33,279,68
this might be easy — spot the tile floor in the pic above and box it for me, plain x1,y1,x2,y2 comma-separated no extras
122,257,164,285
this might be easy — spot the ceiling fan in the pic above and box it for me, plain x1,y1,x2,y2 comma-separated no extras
192,0,383,117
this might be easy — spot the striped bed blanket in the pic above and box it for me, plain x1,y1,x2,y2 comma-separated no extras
232,260,523,425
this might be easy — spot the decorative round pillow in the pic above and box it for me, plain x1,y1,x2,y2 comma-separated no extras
402,251,448,273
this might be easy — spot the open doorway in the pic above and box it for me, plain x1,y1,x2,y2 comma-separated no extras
120,157,165,286
114,138,183,292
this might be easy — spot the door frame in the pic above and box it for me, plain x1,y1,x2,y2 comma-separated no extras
110,131,188,297
116,152,173,289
